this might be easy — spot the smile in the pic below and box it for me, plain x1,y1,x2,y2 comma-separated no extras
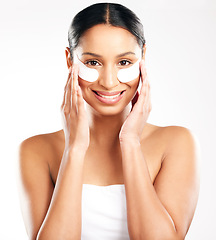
92,90,125,104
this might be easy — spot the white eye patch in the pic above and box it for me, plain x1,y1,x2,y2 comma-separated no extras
74,56,99,82
75,55,141,83
117,59,141,83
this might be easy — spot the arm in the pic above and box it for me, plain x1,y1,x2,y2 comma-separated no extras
18,65,90,240
120,127,200,240
18,138,85,240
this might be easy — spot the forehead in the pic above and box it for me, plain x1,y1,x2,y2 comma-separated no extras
76,24,141,57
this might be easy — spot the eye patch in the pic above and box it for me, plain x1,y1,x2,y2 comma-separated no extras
117,59,141,83
75,55,141,83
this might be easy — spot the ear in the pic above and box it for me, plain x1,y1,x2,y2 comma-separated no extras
142,44,146,61
65,47,73,70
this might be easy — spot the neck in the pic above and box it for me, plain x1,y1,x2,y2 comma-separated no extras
86,103,131,150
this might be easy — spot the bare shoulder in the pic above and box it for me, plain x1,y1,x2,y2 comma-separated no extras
153,124,201,183
160,124,198,138
142,123,201,166
158,125,201,157
19,133,50,155
18,130,65,180
19,130,63,158
146,123,200,149
147,122,198,137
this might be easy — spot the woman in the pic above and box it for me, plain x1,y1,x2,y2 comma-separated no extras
18,3,200,240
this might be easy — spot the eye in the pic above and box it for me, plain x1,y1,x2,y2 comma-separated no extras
119,60,132,66
85,60,100,66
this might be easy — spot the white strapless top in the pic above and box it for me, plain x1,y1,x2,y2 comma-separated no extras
81,184,130,240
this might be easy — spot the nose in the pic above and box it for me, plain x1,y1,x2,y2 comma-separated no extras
98,64,119,89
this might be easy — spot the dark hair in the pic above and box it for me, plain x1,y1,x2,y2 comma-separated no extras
68,3,145,60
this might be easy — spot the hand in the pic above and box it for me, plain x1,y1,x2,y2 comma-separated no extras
61,65,90,151
119,60,152,142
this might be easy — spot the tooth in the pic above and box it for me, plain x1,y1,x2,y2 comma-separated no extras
97,93,121,98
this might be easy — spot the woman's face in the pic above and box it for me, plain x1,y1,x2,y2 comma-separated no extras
68,24,145,116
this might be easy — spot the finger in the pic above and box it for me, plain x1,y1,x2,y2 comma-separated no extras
74,63,79,88
63,72,72,114
138,60,147,100
133,74,148,112
138,74,148,104
143,79,149,109
61,68,72,109
130,61,147,112
140,60,147,83
76,85,85,117
64,66,73,90
143,78,152,113
145,81,152,113
71,65,79,114
147,90,152,113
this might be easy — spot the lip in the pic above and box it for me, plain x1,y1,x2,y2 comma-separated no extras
93,90,123,96
92,90,126,104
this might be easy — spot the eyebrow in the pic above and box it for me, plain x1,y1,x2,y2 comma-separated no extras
82,51,135,58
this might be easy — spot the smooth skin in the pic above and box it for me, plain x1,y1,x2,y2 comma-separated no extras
18,24,200,240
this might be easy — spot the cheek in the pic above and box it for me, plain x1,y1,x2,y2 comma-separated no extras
129,76,140,90
125,77,140,101
128,77,140,102
78,78,90,94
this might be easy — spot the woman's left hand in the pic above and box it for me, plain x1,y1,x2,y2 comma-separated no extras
119,60,152,143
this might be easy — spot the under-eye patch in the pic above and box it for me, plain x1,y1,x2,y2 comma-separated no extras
74,56,99,82
75,55,141,83
117,59,141,83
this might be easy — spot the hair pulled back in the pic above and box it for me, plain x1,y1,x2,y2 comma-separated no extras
68,3,145,60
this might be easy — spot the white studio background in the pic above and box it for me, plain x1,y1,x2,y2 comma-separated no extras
0,0,215,239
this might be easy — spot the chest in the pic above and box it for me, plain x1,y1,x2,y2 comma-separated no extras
50,138,164,186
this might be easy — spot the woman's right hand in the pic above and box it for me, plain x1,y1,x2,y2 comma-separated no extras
61,65,90,152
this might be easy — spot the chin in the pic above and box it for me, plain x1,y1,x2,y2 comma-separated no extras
91,104,131,117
